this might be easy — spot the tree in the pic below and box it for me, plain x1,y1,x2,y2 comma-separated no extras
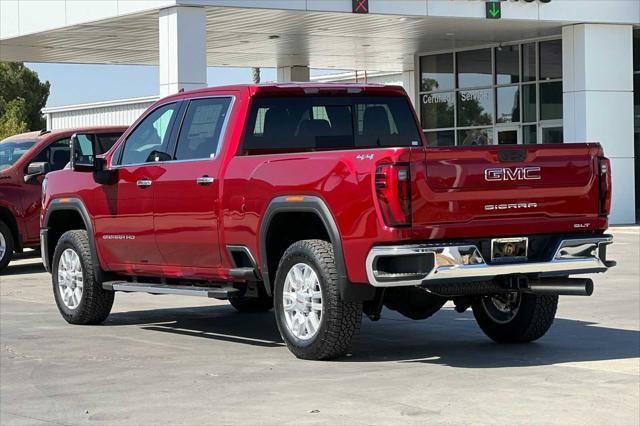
0,98,28,139
251,67,261,84
0,62,50,139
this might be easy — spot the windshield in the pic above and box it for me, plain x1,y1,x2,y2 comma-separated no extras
0,140,37,171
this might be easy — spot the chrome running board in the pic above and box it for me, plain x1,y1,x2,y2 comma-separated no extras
102,282,240,299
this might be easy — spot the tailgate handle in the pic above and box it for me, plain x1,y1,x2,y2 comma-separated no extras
498,150,527,162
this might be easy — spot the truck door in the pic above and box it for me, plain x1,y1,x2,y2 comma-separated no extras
152,96,233,272
93,103,179,271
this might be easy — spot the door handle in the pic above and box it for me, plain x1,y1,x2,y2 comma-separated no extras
136,179,152,188
196,176,215,186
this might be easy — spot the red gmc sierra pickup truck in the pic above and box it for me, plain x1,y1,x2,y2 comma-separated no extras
41,83,614,360
0,127,126,272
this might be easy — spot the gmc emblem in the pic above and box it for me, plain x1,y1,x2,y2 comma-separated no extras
484,167,541,182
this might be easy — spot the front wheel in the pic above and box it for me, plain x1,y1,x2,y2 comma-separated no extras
274,240,362,360
52,230,114,325
0,220,14,273
472,292,558,343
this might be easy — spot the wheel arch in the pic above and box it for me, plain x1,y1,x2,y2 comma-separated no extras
42,198,101,278
259,196,345,296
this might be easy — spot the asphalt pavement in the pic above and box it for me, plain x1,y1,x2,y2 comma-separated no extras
1,228,638,425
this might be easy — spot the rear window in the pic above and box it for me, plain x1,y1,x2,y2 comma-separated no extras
243,96,421,153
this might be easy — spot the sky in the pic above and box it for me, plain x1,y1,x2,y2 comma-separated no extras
26,63,341,107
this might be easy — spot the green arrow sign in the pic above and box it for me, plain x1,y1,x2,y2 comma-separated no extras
486,1,501,19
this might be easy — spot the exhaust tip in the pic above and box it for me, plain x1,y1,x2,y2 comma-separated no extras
528,278,594,296
584,278,594,296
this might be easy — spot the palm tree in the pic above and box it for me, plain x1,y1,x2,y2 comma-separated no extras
251,67,260,84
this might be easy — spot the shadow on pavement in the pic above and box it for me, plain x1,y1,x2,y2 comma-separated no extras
2,261,46,276
105,304,640,367
1,250,44,277
108,305,284,348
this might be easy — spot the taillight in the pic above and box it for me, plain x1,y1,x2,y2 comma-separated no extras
598,157,611,215
375,163,411,226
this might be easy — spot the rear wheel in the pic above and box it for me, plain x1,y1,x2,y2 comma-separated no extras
52,230,114,324
472,292,558,343
274,240,362,360
0,220,14,273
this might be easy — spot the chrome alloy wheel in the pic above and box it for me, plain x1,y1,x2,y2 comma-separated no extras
282,263,323,340
481,292,521,324
0,232,6,260
57,248,84,310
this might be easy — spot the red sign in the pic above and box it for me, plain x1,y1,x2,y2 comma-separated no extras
352,0,368,14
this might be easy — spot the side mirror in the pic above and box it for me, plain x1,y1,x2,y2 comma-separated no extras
70,133,99,172
23,162,49,183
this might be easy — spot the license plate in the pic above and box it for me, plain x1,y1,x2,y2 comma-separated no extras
491,237,528,263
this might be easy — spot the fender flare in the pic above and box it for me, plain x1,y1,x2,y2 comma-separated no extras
259,196,374,302
42,198,102,280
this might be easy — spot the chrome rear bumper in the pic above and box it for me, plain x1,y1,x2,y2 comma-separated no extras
365,235,613,287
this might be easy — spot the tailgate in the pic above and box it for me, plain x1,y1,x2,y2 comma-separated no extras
411,144,603,228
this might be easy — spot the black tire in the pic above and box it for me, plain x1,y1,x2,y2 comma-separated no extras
229,292,273,313
472,292,558,343
52,230,114,325
273,240,362,360
0,220,14,273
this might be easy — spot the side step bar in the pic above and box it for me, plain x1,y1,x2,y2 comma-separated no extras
102,281,240,299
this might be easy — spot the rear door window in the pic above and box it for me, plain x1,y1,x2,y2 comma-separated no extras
243,96,421,153
173,97,232,160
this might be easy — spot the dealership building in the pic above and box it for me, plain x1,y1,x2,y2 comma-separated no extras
1,0,639,223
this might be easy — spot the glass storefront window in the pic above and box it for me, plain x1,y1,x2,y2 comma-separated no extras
522,43,536,82
540,81,563,120
522,84,537,123
541,126,563,144
457,89,493,127
496,86,520,123
458,128,492,146
420,53,454,92
457,49,492,88
539,40,562,80
425,130,455,147
635,73,640,129
496,45,519,84
633,29,639,72
419,39,562,147
421,92,455,129
523,125,537,144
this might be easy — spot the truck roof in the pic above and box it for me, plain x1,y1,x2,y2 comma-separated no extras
158,82,408,104
2,126,128,143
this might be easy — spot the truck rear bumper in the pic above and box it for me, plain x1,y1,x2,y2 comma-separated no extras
365,235,614,287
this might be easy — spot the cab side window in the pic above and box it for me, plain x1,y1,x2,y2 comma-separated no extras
120,103,177,166
95,133,122,154
30,137,71,172
174,97,232,161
